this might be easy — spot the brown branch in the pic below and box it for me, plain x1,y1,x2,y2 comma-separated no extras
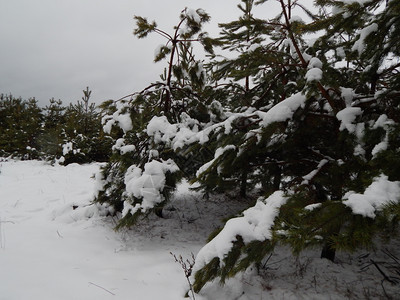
279,0,345,112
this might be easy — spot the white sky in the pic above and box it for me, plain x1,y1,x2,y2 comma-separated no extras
0,1,297,107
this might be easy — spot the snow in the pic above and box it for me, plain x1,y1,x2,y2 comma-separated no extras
186,8,201,23
336,46,346,58
371,138,388,157
196,145,236,177
352,23,379,55
194,191,287,270
354,144,366,156
102,103,133,134
146,93,307,151
308,57,323,69
124,159,179,215
304,203,322,211
62,142,73,155
147,116,177,144
301,159,329,184
258,92,307,127
305,67,323,82
247,44,260,52
373,114,393,129
112,138,125,151
1,160,399,299
0,160,247,300
119,144,136,154
340,87,355,106
343,175,400,218
289,15,303,23
115,113,133,133
0,160,191,300
102,119,113,134
336,107,363,133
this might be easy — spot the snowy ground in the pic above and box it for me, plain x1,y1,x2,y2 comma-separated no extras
0,160,399,299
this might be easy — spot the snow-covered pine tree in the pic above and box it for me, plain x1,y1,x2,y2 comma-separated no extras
94,8,215,228
192,0,400,292
0,94,42,159
61,87,112,164
38,98,66,159
89,0,399,292
191,0,310,198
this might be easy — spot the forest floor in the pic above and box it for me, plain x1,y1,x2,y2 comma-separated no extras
0,159,399,299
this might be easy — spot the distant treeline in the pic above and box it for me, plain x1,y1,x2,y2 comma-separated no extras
0,87,116,164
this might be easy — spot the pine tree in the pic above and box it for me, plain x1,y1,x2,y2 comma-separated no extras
0,94,42,158
62,87,111,164
37,98,66,159
88,1,400,292
192,0,400,291
94,8,214,227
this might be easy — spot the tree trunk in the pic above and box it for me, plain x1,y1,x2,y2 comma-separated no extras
321,243,336,261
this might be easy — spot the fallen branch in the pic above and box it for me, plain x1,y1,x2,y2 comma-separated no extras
88,282,115,296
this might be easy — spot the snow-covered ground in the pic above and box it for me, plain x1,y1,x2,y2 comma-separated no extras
0,160,399,299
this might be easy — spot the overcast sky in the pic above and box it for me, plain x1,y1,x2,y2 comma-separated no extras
0,1,290,107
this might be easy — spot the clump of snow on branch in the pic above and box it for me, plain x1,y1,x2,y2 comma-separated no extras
289,15,304,24
340,87,356,106
343,175,400,218
305,57,323,82
147,116,178,144
301,159,329,185
112,138,136,155
304,203,322,211
371,135,388,158
186,8,201,23
305,68,323,82
146,114,202,149
196,145,236,177
257,92,307,127
308,57,323,69
372,114,394,129
370,114,395,158
336,107,363,133
194,191,287,271
62,142,74,155
147,93,307,151
102,102,133,134
122,159,179,217
352,23,378,55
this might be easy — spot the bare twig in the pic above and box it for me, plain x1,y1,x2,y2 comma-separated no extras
171,252,196,299
261,252,274,269
370,259,399,285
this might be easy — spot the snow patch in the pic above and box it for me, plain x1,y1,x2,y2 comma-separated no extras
123,159,179,216
196,145,236,177
257,92,307,127
336,107,363,133
305,68,323,82
308,57,323,69
352,23,378,55
343,175,400,218
302,159,329,184
341,87,355,106
194,191,287,270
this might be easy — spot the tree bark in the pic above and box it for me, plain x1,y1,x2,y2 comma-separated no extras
321,242,336,261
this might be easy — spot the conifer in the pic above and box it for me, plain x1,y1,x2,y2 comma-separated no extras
191,0,400,290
